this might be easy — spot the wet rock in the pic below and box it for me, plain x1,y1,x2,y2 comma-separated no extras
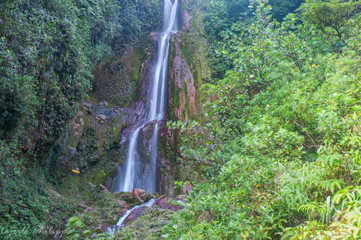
157,15,203,195
138,121,157,165
182,10,193,30
99,184,110,194
54,230,63,240
131,188,147,203
158,220,169,226
123,206,149,224
181,182,193,195
135,223,144,229
83,102,92,114
96,114,107,122
101,223,112,233
156,196,185,212
78,203,94,212
168,40,198,121
79,118,84,126
48,189,62,200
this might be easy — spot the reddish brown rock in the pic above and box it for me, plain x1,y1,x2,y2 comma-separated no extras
156,196,185,212
181,182,193,195
131,188,147,203
101,223,111,233
123,206,149,224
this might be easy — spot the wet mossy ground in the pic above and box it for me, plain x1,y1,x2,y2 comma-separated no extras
113,208,175,240
43,178,159,239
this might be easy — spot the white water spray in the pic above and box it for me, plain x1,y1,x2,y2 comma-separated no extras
114,0,179,193
107,199,156,234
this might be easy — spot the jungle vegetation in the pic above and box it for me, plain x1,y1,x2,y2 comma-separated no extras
163,0,361,239
2,0,361,239
0,0,161,238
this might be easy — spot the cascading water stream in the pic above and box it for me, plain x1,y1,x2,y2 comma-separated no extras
113,0,179,193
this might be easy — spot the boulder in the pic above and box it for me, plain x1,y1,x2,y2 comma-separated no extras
48,189,62,200
123,206,149,224
131,188,147,203
96,114,107,122
156,196,185,212
158,220,169,226
181,182,193,195
99,184,110,194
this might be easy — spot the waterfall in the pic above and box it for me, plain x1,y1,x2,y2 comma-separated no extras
113,0,179,193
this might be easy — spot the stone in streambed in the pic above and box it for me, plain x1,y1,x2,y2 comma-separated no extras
82,102,92,114
123,206,149,225
135,223,144,229
117,200,126,207
96,114,107,122
156,196,185,211
157,220,169,226
131,188,147,203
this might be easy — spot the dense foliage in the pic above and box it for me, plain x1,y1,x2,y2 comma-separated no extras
163,0,361,239
3,0,361,239
194,0,250,82
0,0,160,166
0,0,160,238
269,0,304,22
197,0,305,83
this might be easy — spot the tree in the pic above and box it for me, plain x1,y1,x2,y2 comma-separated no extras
303,0,360,42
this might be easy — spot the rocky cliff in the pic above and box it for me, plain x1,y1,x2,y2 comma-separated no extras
45,27,160,190
158,2,210,196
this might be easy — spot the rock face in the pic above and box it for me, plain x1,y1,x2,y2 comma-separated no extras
93,44,156,107
168,14,199,122
45,37,158,188
48,31,163,190
157,7,208,196
47,102,126,185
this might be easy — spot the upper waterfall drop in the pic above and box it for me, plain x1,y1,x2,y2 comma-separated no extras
148,0,179,122
113,0,180,193
164,0,179,33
